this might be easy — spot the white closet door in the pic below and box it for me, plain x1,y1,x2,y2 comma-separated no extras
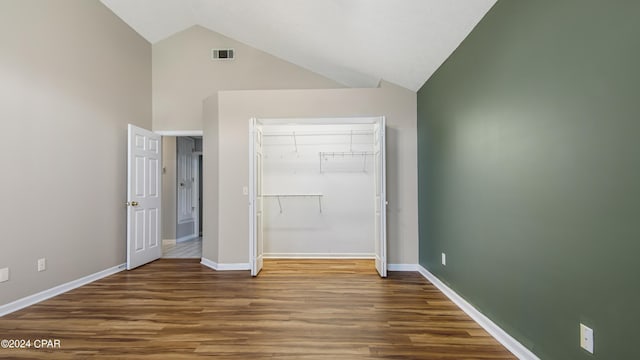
249,118,264,276
127,124,162,270
374,117,387,277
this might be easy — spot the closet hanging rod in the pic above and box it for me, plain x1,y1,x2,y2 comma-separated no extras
262,131,373,137
262,194,323,214
319,151,374,156
263,194,324,197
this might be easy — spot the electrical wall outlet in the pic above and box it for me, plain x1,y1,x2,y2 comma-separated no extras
37,258,46,272
242,186,248,195
580,323,594,354
441,253,446,266
0,267,8,282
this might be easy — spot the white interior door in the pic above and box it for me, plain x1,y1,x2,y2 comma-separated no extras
177,137,195,226
374,117,387,277
127,124,162,270
249,118,264,276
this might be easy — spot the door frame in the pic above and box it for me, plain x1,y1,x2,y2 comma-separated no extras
248,117,387,277
153,130,203,252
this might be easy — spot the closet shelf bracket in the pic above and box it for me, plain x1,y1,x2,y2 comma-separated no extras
318,151,374,173
293,131,298,152
262,194,323,213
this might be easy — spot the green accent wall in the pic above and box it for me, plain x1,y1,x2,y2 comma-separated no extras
417,1,640,359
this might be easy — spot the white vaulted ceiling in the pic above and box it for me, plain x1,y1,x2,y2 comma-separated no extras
100,0,496,91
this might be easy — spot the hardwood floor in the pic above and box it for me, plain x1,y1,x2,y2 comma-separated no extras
0,259,516,359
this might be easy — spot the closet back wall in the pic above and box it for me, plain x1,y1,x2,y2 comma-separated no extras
262,124,375,258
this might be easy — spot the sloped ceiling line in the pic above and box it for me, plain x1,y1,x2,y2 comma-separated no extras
100,0,496,91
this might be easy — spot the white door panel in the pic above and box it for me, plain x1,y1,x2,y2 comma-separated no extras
374,117,387,277
127,124,162,270
249,118,264,276
148,158,159,197
177,137,195,224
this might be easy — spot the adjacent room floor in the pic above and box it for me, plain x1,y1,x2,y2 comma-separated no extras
162,237,202,258
0,259,515,359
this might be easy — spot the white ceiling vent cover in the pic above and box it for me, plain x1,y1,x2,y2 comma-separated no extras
212,48,234,60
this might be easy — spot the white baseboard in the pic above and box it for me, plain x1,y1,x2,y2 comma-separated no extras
0,263,126,317
417,265,540,360
263,253,375,259
200,258,218,270
200,258,250,271
176,234,198,243
387,263,418,271
217,263,250,270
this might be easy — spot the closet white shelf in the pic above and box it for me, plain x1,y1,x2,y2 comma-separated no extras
263,130,374,152
319,151,374,173
263,194,323,213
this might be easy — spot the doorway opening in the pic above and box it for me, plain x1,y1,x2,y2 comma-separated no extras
161,135,203,259
249,117,387,277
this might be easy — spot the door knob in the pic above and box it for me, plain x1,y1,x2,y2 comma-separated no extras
127,201,139,207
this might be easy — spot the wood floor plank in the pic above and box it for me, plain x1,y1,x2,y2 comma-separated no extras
0,259,516,359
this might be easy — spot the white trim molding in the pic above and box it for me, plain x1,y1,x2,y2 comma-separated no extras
417,265,540,360
263,253,375,259
387,264,418,271
0,263,126,317
217,263,250,271
201,258,250,271
200,258,218,270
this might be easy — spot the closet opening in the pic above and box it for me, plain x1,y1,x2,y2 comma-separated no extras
249,117,387,277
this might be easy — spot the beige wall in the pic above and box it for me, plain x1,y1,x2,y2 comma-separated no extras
0,0,151,305
152,26,344,260
162,137,177,241
212,82,418,265
202,98,219,261
152,25,342,131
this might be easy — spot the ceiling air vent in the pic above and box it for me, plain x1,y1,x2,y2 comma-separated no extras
211,48,234,60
